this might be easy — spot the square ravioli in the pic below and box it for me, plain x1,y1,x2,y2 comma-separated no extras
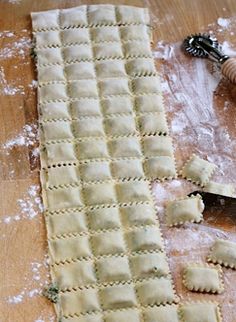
136,278,176,305
138,113,168,134
39,83,67,102
62,316,103,322
77,139,109,159
135,94,164,113
144,156,176,180
61,28,90,44
104,309,140,322
38,65,65,83
44,163,80,188
31,9,59,30
96,60,126,78
91,26,120,42
109,137,142,157
183,264,224,293
179,302,222,322
165,195,205,226
42,121,73,141
60,288,101,316
143,136,174,157
84,182,117,205
35,30,61,47
120,25,149,41
117,5,149,24
65,62,95,80
88,4,116,25
102,96,133,114
99,78,130,96
71,99,101,117
63,44,93,62
69,80,98,98
79,161,111,182
40,102,70,119
207,239,236,269
52,260,96,289
181,154,217,186
87,207,121,230
96,256,131,282
49,235,91,263
91,231,126,256
126,58,156,77
104,115,136,136
100,284,137,309
126,226,163,252
47,211,87,236
73,118,105,137
120,203,156,226
131,252,169,278
93,43,123,59
37,47,63,65
46,142,77,163
204,181,235,197
111,159,144,179
46,187,83,211
116,181,151,203
123,40,152,57
60,6,87,28
46,162,80,187
143,305,179,322
133,76,161,94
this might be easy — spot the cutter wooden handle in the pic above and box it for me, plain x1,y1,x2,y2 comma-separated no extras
221,58,236,84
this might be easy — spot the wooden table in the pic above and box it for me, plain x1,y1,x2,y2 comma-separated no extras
0,1,236,321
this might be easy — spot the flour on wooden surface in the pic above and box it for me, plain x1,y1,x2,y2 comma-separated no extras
2,124,38,150
1,185,43,225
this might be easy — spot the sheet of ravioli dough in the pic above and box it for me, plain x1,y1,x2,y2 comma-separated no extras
32,4,177,321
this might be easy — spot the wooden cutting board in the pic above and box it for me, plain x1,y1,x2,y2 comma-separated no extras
0,1,236,321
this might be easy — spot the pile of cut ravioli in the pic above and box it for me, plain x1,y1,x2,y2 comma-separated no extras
31,4,236,322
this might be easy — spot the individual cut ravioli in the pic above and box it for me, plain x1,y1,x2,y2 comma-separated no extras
181,154,217,186
183,263,224,293
179,302,222,322
165,195,204,226
204,181,235,197
207,239,236,269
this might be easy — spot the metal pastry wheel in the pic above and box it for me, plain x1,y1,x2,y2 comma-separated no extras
183,33,236,84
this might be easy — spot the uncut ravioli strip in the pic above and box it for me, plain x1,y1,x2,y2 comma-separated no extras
32,4,178,321
165,195,204,226
183,263,224,294
181,154,217,187
207,239,236,269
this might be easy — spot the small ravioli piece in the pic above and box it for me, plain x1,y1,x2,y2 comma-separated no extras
204,181,235,197
207,239,236,269
181,154,217,187
183,263,224,294
143,305,179,322
165,195,204,227
179,302,222,322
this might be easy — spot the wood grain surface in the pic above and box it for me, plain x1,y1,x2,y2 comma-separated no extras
0,1,236,321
